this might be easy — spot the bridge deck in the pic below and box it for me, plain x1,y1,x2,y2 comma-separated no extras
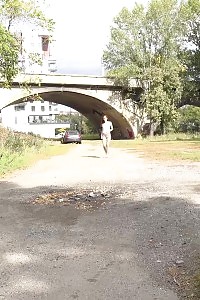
2,74,143,91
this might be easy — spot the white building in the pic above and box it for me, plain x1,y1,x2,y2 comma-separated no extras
0,30,74,138
1,101,71,138
17,29,57,74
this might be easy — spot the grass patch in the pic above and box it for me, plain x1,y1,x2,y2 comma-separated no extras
0,127,78,177
112,134,200,162
0,141,75,177
21,142,75,164
82,133,99,140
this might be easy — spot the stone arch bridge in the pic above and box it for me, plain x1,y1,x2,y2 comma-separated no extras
0,74,144,139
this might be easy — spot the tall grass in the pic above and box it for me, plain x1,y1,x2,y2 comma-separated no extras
0,127,76,177
0,127,43,151
0,127,45,176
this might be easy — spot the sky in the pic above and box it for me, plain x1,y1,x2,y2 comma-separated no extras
46,0,148,76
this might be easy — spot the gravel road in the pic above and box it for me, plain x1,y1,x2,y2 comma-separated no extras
0,141,200,300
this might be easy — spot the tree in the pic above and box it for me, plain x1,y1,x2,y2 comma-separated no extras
180,0,200,107
0,0,54,85
103,0,189,135
0,25,19,86
0,0,54,31
83,118,98,134
178,105,200,132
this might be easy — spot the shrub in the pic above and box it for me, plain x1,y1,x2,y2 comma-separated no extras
0,126,44,154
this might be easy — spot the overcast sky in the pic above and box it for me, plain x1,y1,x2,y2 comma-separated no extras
46,0,148,75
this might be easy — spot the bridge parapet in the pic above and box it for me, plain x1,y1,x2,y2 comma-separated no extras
0,73,143,91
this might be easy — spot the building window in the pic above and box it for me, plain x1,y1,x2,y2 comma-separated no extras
14,105,25,111
48,61,57,72
15,116,17,124
49,106,52,111
31,106,35,112
41,106,45,112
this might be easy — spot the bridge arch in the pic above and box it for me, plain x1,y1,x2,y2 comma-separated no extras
2,88,134,139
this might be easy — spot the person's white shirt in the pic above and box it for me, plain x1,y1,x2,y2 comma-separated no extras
101,121,113,135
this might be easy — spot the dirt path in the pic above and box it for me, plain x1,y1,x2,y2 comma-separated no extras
0,141,200,299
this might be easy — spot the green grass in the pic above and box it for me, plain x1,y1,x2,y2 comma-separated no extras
82,133,99,140
112,133,200,162
0,141,75,177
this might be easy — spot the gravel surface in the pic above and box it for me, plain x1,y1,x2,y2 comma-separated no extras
0,141,199,300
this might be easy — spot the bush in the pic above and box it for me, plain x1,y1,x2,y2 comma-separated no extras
177,106,200,133
0,127,44,154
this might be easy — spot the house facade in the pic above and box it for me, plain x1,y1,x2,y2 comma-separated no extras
1,101,71,138
0,29,72,138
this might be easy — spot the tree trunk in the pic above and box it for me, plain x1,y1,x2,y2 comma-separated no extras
149,122,155,136
160,118,165,135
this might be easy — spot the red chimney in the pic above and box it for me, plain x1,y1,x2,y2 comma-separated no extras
41,35,49,52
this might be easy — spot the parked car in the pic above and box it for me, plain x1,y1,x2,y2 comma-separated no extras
61,130,81,144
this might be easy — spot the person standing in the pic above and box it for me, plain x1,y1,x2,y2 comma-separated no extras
101,115,113,157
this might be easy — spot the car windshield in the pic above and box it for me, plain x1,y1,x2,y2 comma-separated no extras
67,130,79,135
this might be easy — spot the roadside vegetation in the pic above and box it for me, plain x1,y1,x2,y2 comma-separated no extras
0,127,73,177
103,0,200,136
112,133,200,162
